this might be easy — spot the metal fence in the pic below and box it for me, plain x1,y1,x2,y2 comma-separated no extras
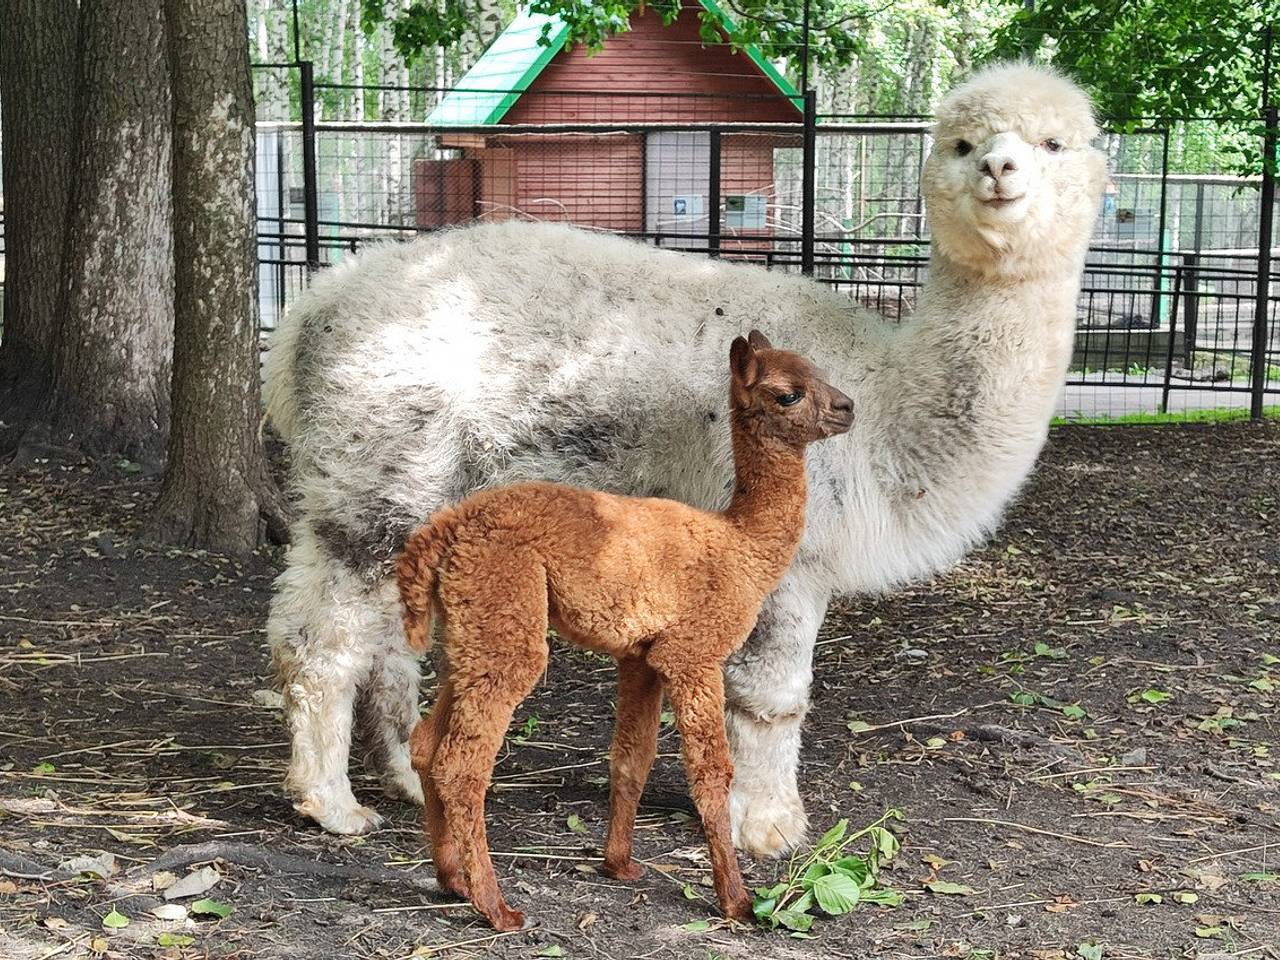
251,63,1280,422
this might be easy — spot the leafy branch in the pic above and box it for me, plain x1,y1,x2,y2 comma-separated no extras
752,808,904,935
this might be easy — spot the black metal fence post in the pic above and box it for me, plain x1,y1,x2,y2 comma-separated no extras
801,90,816,276
299,60,321,272
1252,104,1276,420
708,130,721,258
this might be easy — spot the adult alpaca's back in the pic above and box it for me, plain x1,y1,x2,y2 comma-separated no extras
267,64,1107,846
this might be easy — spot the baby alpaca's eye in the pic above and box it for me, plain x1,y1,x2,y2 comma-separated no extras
955,140,973,157
1041,137,1064,153
776,392,803,407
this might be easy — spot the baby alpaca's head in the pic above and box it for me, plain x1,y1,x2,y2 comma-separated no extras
729,330,853,447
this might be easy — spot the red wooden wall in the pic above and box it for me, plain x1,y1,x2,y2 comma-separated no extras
502,7,800,125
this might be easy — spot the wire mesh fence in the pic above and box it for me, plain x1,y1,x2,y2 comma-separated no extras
251,55,1280,422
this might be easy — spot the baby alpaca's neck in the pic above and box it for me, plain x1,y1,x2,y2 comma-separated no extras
723,410,809,575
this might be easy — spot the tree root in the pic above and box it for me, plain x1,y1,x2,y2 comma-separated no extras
0,850,71,882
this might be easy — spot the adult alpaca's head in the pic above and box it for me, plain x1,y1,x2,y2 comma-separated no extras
923,63,1107,280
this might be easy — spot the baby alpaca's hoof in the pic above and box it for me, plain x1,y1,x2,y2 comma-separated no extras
602,859,645,882
437,869,470,899
721,892,755,922
486,904,527,932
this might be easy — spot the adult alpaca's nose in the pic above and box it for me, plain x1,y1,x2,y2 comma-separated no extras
831,392,853,415
981,152,1018,178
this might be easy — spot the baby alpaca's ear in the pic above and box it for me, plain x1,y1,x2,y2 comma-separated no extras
730,335,761,391
747,329,773,351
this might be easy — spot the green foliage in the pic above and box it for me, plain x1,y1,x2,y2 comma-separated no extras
753,809,903,934
985,0,1280,171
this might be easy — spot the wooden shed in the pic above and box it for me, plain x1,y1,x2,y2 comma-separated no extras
415,0,802,248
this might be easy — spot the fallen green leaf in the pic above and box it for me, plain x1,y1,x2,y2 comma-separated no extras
1240,872,1279,883
812,872,861,915
190,898,232,919
680,919,711,933
535,946,565,958
157,933,196,947
1138,689,1172,705
1076,943,1103,960
1134,892,1163,905
101,909,129,929
566,814,587,835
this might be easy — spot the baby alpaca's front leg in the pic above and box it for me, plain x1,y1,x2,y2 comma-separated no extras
656,658,753,921
602,657,663,880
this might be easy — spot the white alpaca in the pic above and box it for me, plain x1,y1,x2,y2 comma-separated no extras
265,63,1106,852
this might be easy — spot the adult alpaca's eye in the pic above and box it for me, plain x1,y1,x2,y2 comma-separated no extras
955,140,973,157
776,392,803,407
1042,138,1063,153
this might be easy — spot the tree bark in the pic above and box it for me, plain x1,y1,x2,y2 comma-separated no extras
152,0,286,553
0,0,78,449
49,0,174,462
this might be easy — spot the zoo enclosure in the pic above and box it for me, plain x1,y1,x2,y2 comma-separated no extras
249,45,1280,422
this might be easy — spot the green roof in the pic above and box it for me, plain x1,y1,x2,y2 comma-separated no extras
426,0,801,126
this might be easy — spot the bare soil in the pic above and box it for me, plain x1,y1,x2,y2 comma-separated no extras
1,423,1278,960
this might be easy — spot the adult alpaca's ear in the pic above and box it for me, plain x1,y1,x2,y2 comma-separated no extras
747,329,773,351
729,335,760,404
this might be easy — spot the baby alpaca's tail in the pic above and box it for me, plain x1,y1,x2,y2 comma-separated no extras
395,508,461,653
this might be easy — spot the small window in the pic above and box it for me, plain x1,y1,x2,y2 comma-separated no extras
725,194,767,230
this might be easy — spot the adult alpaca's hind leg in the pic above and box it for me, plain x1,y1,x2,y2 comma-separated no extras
355,583,425,806
270,525,382,835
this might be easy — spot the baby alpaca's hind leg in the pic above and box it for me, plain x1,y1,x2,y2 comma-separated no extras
654,657,752,921
409,678,466,898
433,558,550,931
602,657,662,881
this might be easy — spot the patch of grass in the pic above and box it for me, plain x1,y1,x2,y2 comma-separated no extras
1053,405,1280,426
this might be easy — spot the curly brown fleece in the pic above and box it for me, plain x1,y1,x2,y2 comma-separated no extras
396,331,853,931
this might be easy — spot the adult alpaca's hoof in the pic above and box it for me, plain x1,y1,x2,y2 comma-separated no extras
382,765,426,804
731,792,808,858
294,796,384,835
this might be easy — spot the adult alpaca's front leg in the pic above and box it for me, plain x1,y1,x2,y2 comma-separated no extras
722,570,828,858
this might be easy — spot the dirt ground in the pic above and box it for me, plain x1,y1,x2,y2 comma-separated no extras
1,424,1277,960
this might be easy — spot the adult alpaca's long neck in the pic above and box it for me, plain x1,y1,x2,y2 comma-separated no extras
724,411,808,578
845,244,1086,587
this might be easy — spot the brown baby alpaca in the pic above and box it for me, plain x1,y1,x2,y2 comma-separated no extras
396,331,854,931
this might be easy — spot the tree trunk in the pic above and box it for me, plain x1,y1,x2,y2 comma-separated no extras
0,0,78,451
152,0,286,553
49,0,174,462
